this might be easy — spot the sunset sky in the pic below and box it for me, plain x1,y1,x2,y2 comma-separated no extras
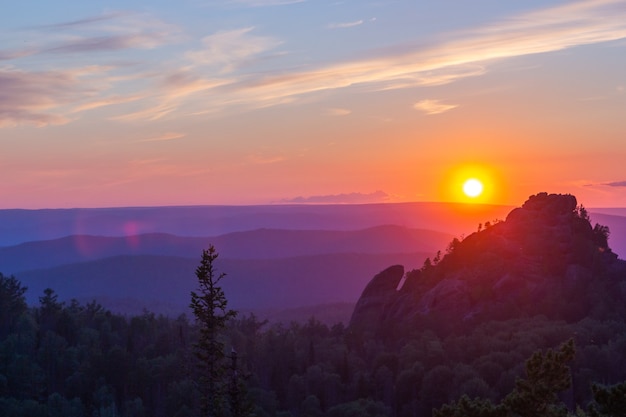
2,0,626,209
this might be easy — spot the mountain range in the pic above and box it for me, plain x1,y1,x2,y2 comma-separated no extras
1,200,625,323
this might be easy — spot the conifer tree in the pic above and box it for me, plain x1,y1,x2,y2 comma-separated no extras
190,245,237,417
435,339,575,417
588,381,626,417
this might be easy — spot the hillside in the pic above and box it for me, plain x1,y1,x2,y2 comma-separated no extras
16,252,428,316
0,203,513,246
1,225,449,320
2,202,624,259
0,226,451,273
351,193,626,334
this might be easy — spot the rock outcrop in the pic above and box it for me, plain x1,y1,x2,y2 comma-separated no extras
349,193,626,333
349,265,404,331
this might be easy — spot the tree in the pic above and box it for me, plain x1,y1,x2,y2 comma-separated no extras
190,245,237,417
588,381,626,417
503,338,575,417
592,224,610,250
435,339,576,417
0,273,28,339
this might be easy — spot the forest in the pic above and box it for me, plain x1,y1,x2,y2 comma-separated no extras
2,194,626,416
2,275,626,416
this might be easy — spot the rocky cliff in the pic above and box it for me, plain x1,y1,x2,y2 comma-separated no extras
350,193,626,334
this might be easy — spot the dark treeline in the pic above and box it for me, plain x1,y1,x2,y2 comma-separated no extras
2,270,626,417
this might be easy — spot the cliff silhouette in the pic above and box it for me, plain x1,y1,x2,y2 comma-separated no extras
350,193,626,334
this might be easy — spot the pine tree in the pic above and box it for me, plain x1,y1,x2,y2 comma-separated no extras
435,339,575,417
503,338,574,417
588,381,626,417
190,245,237,417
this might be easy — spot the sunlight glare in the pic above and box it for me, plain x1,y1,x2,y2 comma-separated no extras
463,178,483,198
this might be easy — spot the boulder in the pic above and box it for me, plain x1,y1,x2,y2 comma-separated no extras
349,265,404,330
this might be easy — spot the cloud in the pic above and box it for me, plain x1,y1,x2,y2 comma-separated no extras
6,0,626,126
603,181,626,187
110,69,231,121
160,70,231,98
0,12,185,126
0,48,36,61
73,94,144,112
326,107,351,116
224,0,626,107
0,67,95,127
12,12,180,59
137,132,186,143
44,34,166,54
328,20,364,29
282,190,389,204
413,99,458,115
32,12,128,30
186,27,282,73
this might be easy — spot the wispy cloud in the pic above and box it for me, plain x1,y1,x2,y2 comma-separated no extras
110,69,231,121
328,20,363,29
186,27,282,73
5,0,626,127
282,190,389,204
413,99,458,115
137,132,186,143
26,12,180,56
32,11,128,30
0,48,36,61
326,107,351,116
224,0,626,107
44,34,165,54
0,67,97,127
603,180,626,187
0,12,185,126
73,94,145,112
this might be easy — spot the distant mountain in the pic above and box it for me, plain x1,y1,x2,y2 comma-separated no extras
587,212,626,257
350,193,626,334
0,203,512,246
17,252,428,317
3,200,625,324
0,225,451,274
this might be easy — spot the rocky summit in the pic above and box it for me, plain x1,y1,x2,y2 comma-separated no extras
350,193,626,334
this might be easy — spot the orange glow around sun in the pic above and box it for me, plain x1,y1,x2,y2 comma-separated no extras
440,163,503,204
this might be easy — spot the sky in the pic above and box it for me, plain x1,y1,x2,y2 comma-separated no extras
2,0,626,209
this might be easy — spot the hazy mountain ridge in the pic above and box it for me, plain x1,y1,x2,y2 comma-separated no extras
0,225,451,273
3,201,626,323
0,202,514,246
1,224,449,320
16,252,427,317
2,202,623,252
351,193,626,334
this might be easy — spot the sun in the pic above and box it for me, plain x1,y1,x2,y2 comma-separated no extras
463,178,484,198
440,163,502,204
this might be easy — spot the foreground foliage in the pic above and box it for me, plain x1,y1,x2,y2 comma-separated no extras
3,221,626,417
190,245,237,416
2,266,626,416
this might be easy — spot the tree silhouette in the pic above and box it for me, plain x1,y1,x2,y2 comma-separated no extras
588,381,626,417
190,245,237,417
435,339,575,417
0,273,28,338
